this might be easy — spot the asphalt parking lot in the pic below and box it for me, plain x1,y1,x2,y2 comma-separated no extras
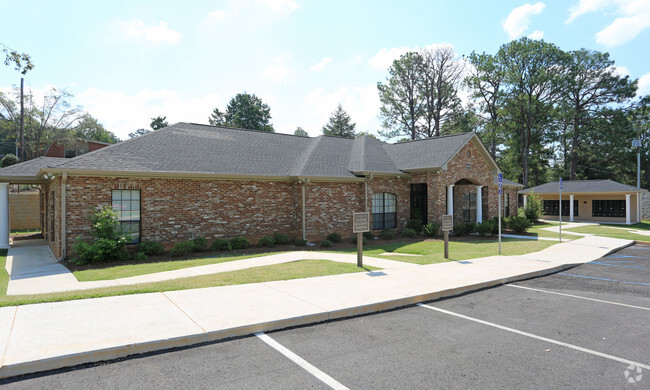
3,244,649,389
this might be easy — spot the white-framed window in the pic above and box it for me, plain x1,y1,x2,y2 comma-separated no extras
372,193,396,230
112,189,141,244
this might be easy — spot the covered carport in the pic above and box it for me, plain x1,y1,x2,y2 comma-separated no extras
0,157,64,248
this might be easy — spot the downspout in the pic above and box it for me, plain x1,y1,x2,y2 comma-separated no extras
364,174,373,212
300,178,310,240
56,172,67,261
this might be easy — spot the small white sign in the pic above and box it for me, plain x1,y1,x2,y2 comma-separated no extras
353,212,370,233
441,214,454,231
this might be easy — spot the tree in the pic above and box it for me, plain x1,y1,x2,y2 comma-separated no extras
150,116,169,130
74,113,120,143
0,86,82,160
322,104,356,138
128,129,151,138
419,46,465,137
293,127,308,137
356,131,378,139
209,93,274,131
1,42,34,74
378,52,424,140
1,154,18,167
556,49,637,180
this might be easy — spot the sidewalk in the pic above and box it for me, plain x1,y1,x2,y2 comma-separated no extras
0,235,633,379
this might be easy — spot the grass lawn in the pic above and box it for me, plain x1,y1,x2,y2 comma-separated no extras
563,221,650,241
10,228,41,235
0,260,378,307
73,252,278,281
326,237,556,265
526,222,583,240
0,249,8,296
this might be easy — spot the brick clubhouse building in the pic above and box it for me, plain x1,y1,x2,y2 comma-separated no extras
0,123,521,258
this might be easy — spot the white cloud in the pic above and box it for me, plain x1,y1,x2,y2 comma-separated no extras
565,0,650,46
119,20,181,45
613,65,631,77
77,88,224,140
208,10,226,21
528,30,545,39
258,0,300,12
310,57,333,72
261,54,291,82
502,2,546,39
638,72,650,96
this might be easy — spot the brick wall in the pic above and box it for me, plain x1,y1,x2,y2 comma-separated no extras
643,192,650,221
9,192,40,230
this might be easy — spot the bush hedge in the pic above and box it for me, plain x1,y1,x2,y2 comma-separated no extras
273,233,290,245
326,232,342,243
407,219,423,234
402,228,417,238
258,236,275,247
380,228,395,240
320,239,333,247
230,237,250,250
170,241,194,257
191,237,208,252
363,231,375,240
507,216,532,233
423,222,440,237
294,238,307,246
137,241,164,256
211,238,232,251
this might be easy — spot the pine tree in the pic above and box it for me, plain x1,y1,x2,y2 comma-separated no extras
322,104,356,138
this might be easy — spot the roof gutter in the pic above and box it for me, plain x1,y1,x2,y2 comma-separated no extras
56,172,67,262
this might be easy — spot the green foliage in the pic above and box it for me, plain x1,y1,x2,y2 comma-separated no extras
209,92,273,131
320,239,333,247
326,232,342,243
507,216,532,233
74,114,120,143
523,192,543,222
1,153,18,167
453,224,468,236
137,241,164,256
294,238,307,246
211,238,232,251
407,219,423,234
351,235,367,245
71,205,129,265
191,237,208,252
293,127,309,137
133,251,148,262
273,233,290,245
230,237,250,250
2,45,34,74
150,116,169,130
380,228,395,240
322,104,356,138
476,220,498,237
363,231,375,240
402,228,417,238
170,241,194,257
423,222,440,237
258,236,275,247
128,128,151,138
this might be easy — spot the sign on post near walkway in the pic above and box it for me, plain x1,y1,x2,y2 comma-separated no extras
353,212,370,267
441,214,453,259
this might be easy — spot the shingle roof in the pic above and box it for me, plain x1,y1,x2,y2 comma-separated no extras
519,179,646,194
0,157,65,178
1,123,486,180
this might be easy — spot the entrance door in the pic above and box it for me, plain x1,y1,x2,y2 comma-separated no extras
410,183,428,224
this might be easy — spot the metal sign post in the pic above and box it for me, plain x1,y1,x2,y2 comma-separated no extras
559,178,562,243
441,214,453,259
352,212,370,267
498,173,502,255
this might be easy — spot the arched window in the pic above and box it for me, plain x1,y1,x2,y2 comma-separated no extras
372,193,396,230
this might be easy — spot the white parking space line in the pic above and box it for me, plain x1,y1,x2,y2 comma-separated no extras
418,304,650,370
507,284,650,311
256,332,350,390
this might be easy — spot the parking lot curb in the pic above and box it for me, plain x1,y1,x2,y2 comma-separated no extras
0,259,594,381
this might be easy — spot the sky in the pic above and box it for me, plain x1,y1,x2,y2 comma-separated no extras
1,0,649,141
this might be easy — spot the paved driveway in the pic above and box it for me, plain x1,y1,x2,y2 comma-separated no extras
2,244,648,389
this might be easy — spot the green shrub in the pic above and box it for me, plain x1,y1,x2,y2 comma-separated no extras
71,205,129,265
137,241,164,256
326,232,342,243
320,239,333,247
407,219,423,234
465,222,477,234
351,235,367,245
476,219,498,237
508,216,532,233
191,237,208,252
258,236,275,247
294,238,307,246
230,237,250,250
523,192,543,222
211,238,232,251
133,251,148,261
1,153,18,168
363,231,375,240
273,233,290,245
453,224,468,236
423,222,440,237
402,228,417,238
380,228,395,240
170,241,194,257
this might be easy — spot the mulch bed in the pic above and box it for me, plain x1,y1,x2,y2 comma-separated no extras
11,233,44,241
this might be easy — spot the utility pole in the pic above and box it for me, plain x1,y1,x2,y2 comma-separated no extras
20,77,25,161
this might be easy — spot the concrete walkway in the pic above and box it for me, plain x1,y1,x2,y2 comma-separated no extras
0,235,633,379
5,246,415,295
